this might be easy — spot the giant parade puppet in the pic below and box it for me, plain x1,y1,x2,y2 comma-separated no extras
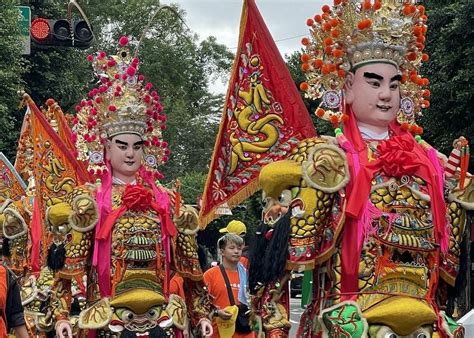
1,36,214,337
1,1,472,337
247,1,473,337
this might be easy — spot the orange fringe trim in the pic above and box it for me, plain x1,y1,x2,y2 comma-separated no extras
198,178,260,229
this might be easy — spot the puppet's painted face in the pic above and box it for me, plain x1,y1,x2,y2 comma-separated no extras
262,189,293,225
109,306,164,333
106,133,144,182
345,63,401,131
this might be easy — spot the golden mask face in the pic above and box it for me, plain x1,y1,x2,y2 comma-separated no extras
2,209,27,238
302,144,349,193
111,306,163,333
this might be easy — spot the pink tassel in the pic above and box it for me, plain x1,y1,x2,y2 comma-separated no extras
93,161,113,297
357,201,390,248
384,212,398,236
356,200,374,249
426,147,449,253
337,133,360,174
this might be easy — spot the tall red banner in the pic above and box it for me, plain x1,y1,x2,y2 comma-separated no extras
23,95,91,271
199,0,316,227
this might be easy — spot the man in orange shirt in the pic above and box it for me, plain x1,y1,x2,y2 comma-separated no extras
203,234,254,338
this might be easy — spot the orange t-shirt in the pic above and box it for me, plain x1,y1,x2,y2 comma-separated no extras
203,266,255,338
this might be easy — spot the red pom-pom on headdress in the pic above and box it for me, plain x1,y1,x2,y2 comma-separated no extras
119,36,129,46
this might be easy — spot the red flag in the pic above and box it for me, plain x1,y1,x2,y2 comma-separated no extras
48,98,91,177
14,97,88,181
22,94,91,271
199,0,316,227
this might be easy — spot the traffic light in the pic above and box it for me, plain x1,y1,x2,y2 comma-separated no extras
30,18,93,48
73,21,93,48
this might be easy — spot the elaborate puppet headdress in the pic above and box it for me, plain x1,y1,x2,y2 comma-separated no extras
72,36,169,178
300,0,430,134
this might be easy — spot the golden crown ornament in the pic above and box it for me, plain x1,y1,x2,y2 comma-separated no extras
72,36,170,178
299,0,430,134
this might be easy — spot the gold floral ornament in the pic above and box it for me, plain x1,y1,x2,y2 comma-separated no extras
72,36,170,179
300,0,430,134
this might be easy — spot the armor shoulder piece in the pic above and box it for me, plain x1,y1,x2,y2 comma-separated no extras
302,141,350,193
448,176,474,210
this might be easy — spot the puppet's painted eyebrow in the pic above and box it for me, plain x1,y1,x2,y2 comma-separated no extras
363,72,384,81
363,73,401,83
390,74,402,82
113,139,144,146
114,139,129,146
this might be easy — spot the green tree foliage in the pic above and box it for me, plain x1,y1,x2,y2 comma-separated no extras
178,171,207,206
419,1,474,157
0,2,28,159
26,49,91,108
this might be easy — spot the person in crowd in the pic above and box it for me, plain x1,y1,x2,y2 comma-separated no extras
204,234,254,338
219,220,249,267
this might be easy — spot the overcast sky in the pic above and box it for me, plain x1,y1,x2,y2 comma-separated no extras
161,0,327,93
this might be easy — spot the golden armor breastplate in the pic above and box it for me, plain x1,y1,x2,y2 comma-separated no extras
356,174,435,310
112,214,161,267
110,186,164,287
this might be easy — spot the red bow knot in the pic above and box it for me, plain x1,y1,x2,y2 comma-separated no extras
377,135,420,178
122,184,153,211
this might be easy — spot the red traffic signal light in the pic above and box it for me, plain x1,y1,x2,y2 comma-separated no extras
31,18,50,41
30,18,93,49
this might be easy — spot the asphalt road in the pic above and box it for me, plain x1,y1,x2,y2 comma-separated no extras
289,296,306,337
